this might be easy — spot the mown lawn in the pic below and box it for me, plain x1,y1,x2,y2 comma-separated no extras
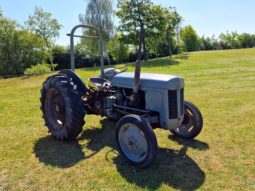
0,49,254,191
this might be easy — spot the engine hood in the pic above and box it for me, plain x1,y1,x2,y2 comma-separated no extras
111,72,184,90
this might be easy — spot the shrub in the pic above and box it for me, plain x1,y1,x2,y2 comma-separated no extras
24,63,51,75
0,12,47,76
180,25,200,52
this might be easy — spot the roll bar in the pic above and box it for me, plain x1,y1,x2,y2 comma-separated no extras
67,24,104,78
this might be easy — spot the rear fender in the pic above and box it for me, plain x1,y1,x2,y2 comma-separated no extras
59,69,87,94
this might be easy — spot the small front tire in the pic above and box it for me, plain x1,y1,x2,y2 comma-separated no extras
171,101,203,139
115,115,157,168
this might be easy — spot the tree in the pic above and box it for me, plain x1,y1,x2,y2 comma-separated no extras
80,0,113,38
26,7,62,71
117,0,152,97
0,13,46,76
219,31,240,49
144,5,169,58
108,34,130,63
164,7,182,57
238,33,255,48
200,36,213,50
180,25,200,52
117,0,166,60
79,0,113,63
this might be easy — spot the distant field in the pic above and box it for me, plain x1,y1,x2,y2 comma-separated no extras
0,48,254,191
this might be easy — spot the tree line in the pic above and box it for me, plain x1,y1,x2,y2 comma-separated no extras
1,0,255,76
181,26,255,52
0,7,61,76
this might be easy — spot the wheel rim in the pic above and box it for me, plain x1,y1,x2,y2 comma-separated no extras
175,107,195,137
45,88,66,131
118,123,148,163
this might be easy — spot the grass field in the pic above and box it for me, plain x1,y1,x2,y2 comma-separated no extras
0,48,254,191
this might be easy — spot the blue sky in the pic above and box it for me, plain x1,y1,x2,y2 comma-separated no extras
1,0,254,46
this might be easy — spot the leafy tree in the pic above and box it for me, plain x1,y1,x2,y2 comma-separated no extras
108,34,130,63
136,5,167,59
80,0,113,39
52,45,70,70
164,7,182,57
117,0,149,61
117,0,153,97
117,1,181,59
142,4,167,59
238,33,255,48
211,35,220,50
79,0,114,63
200,36,213,50
117,0,167,59
0,13,46,76
180,25,200,52
26,7,62,71
219,31,240,49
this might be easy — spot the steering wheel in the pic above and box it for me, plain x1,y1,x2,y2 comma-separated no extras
103,65,128,80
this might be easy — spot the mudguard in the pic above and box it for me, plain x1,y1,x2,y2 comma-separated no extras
59,69,87,94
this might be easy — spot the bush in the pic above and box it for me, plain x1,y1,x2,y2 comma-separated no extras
0,19,47,76
24,63,51,75
0,12,48,76
180,25,200,52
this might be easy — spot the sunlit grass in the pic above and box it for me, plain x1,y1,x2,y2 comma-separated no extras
0,48,254,190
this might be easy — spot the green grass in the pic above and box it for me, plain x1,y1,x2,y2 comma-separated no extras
0,48,254,191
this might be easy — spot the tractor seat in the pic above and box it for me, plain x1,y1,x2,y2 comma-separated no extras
89,77,110,89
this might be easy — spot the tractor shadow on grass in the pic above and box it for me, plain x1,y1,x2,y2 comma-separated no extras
79,118,117,153
168,135,209,151
34,118,207,190
112,147,205,191
33,118,117,168
109,120,207,191
80,118,207,191
34,136,85,168
112,135,208,191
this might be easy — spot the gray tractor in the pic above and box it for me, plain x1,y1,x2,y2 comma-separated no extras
40,25,203,168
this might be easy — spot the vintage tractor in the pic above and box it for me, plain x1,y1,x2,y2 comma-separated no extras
40,25,203,168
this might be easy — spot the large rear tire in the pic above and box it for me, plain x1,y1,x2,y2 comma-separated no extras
171,101,203,139
115,115,157,168
40,74,86,141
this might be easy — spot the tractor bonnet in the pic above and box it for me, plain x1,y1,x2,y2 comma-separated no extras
111,72,184,90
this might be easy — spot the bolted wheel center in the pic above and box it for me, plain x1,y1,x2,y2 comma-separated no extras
118,123,148,162
115,115,158,168
128,138,134,146
127,136,141,153
45,88,66,131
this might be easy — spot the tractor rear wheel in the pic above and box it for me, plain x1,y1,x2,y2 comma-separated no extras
40,74,86,141
115,115,157,168
171,101,203,139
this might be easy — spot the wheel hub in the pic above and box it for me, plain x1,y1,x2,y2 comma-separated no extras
45,88,66,131
119,123,148,162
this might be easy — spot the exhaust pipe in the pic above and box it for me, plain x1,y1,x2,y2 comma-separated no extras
132,23,144,102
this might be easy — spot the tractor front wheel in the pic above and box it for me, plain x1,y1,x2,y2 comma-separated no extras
115,115,157,168
171,101,203,139
40,74,86,141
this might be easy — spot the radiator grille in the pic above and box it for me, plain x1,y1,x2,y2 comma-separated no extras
168,90,177,119
180,88,184,115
